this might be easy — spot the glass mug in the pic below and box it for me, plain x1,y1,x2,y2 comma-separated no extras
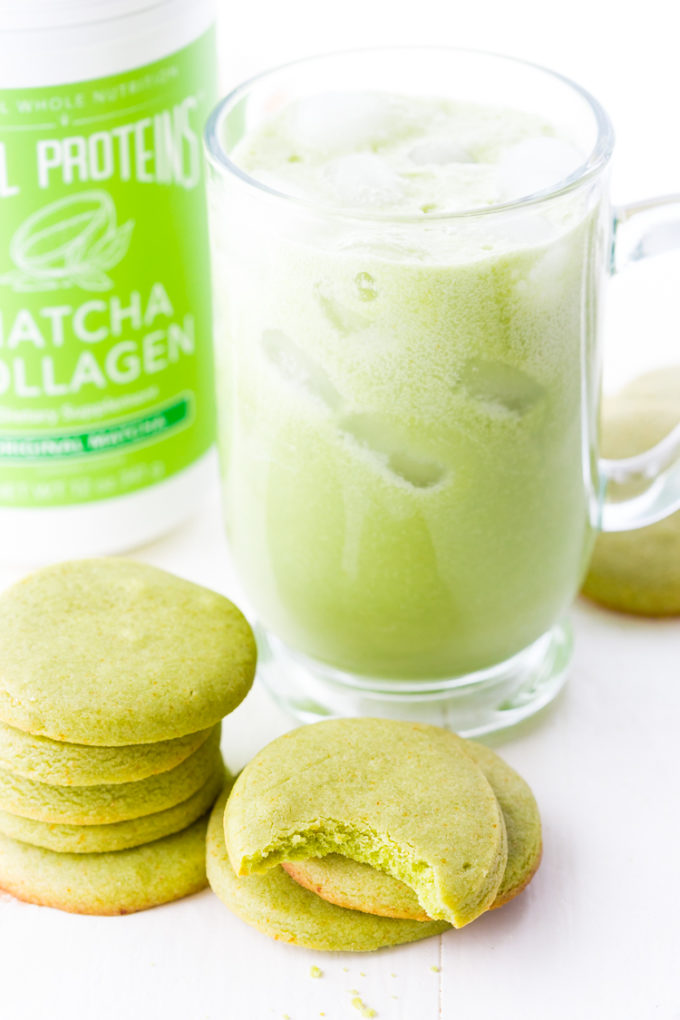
205,49,680,735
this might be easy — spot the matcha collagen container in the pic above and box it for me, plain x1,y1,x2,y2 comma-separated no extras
0,0,217,560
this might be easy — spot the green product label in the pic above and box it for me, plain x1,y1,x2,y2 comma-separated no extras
0,29,217,507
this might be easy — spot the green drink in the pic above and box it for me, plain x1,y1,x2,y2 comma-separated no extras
206,50,621,731
219,230,595,679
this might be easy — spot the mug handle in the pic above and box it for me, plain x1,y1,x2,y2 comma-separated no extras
599,194,680,532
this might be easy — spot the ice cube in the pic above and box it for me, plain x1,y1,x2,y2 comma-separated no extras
498,137,584,201
387,450,446,488
409,139,474,165
326,154,404,207
261,329,342,411
525,238,574,304
459,358,545,416
291,92,398,153
315,282,371,334
340,412,445,488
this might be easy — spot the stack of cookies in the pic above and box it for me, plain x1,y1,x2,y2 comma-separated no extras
207,718,542,951
0,559,256,915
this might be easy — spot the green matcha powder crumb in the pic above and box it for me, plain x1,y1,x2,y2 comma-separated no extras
309,966,323,979
351,997,377,1018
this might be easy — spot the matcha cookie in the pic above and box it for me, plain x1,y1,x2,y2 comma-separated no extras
0,762,226,854
0,726,222,825
0,559,257,744
283,739,541,919
225,718,507,928
0,719,212,787
0,814,210,915
283,853,431,921
208,791,449,951
583,368,680,616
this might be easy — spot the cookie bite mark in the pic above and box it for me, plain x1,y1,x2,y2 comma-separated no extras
224,718,508,928
207,790,450,951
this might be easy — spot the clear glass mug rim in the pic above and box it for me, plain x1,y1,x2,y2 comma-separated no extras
204,44,615,224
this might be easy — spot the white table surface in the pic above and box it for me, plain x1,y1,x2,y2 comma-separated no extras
2,1,680,1016
0,490,678,1020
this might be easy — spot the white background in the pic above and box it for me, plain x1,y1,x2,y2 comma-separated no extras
2,1,680,1018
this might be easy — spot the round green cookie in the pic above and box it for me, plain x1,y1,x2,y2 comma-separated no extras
0,558,257,745
225,718,507,928
0,814,210,915
0,762,227,853
283,739,541,919
0,718,213,786
583,368,680,616
0,727,222,825
207,791,449,951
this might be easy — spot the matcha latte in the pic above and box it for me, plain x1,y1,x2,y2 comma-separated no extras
206,52,609,713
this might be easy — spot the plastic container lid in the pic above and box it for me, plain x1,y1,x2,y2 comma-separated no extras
0,0,213,86
0,0,167,31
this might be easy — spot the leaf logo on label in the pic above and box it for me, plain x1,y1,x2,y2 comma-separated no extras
0,190,134,293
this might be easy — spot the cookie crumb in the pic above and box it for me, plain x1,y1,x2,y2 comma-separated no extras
351,997,377,1018
310,966,323,979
